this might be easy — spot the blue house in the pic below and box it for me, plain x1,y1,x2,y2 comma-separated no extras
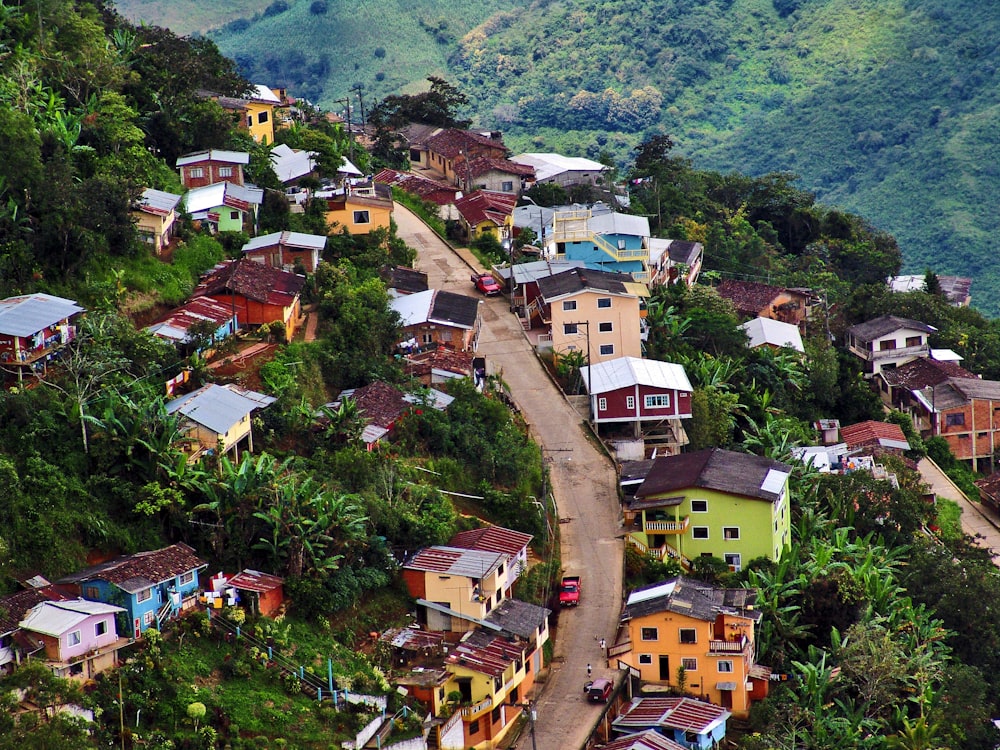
59,543,207,638
552,205,650,281
611,696,730,750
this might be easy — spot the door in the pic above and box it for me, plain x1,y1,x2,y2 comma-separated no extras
659,655,670,681
133,618,141,639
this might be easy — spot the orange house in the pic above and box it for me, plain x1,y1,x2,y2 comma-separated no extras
191,259,305,341
322,183,394,235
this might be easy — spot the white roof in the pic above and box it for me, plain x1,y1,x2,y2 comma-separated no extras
888,275,927,293
761,468,791,496
739,317,805,353
0,293,84,337
252,84,281,103
21,599,124,637
930,348,963,362
270,143,317,183
339,157,363,176
166,383,276,434
243,231,326,253
391,289,434,328
138,188,182,214
589,211,649,239
508,259,586,285
510,153,608,182
183,182,263,215
626,580,677,606
580,356,692,396
176,149,249,167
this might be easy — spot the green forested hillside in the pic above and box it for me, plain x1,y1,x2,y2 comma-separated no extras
130,0,1000,314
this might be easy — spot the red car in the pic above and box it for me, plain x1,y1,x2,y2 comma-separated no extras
587,678,613,703
471,273,502,296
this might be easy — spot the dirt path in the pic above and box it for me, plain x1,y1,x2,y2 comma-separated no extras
394,206,624,750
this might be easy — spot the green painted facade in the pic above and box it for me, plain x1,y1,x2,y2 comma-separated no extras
215,206,247,233
629,484,789,569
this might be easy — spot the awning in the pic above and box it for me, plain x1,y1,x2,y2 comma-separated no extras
716,681,738,691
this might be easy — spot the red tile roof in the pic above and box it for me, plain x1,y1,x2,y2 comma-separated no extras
446,631,523,677
63,543,206,593
454,191,517,228
614,697,730,734
426,129,507,160
716,280,797,317
878,357,976,389
404,345,474,379
194,259,305,307
466,156,535,180
840,420,909,451
373,169,460,206
449,525,532,559
227,569,283,593
344,381,410,429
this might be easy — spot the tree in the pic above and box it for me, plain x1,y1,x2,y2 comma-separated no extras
186,701,206,731
368,76,471,130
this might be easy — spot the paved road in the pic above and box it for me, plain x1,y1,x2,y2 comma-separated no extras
394,206,624,749
918,457,1000,561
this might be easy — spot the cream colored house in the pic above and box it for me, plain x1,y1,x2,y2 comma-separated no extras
166,383,276,462
133,188,182,255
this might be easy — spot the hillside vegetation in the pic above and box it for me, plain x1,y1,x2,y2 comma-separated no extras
163,0,1000,314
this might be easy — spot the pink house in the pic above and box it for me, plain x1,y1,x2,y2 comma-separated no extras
19,599,127,681
580,356,693,437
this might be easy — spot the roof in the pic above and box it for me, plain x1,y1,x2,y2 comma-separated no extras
385,266,430,295
535,267,639,303
176,149,250,167
0,293,84,337
270,143,317,183
403,546,506,579
227,569,283,593
601,729,689,750
446,630,523,678
922,377,1000,411
450,525,533,559
146,297,237,343
636,448,792,503
404,345,474,379
454,190,517,228
243,231,327,254
0,587,72,635
59,543,207,594
136,188,182,215
183,181,263,216
333,381,451,432
614,696,730,735
976,472,1000,504
588,211,650,239
510,153,608,181
716,280,796,316
647,238,703,267
391,289,481,330
194,259,305,306
380,627,445,652
425,128,506,160
466,155,535,180
739,317,805,353
623,576,760,623
580,356,692,396
889,274,972,305
846,315,937,342
166,383,276,434
251,84,281,103
373,169,460,206
20,599,124,637
878,357,976,390
484,598,551,640
840,421,910,452
506,259,585,285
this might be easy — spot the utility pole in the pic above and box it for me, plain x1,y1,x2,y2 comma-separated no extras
566,320,592,421
351,82,367,126
338,98,354,163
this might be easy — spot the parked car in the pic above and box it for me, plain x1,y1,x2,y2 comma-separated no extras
471,273,502,296
559,575,581,606
587,678,613,703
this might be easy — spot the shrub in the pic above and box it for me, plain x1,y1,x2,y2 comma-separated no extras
309,0,327,14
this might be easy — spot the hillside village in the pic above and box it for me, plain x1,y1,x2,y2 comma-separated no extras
6,5,1000,750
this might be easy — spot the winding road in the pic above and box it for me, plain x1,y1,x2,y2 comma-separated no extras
394,206,624,749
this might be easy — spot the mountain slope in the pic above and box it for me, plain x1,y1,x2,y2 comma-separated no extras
117,0,1000,314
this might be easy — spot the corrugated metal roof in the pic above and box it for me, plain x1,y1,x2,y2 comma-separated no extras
176,149,249,167
602,729,688,750
166,383,275,434
510,153,607,181
391,289,434,327
589,211,649,238
0,293,84,337
270,143,317,183
243,231,327,253
449,525,533,558
138,188,182,215
739,317,804,353
614,696,730,735
183,181,263,215
228,569,283,593
581,356,692,396
20,599,124,637
404,546,505,578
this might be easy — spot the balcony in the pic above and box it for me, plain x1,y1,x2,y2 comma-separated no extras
850,342,928,362
708,634,750,656
461,696,493,719
644,517,689,534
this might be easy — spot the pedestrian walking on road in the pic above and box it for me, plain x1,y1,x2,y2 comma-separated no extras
599,638,606,653
587,663,592,677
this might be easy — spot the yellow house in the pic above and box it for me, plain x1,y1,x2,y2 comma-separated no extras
401,547,508,633
323,183,394,235
211,84,281,144
610,577,770,719
166,383,276,463
535,267,647,365
133,188,182,256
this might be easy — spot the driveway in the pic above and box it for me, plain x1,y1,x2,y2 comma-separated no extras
394,206,624,749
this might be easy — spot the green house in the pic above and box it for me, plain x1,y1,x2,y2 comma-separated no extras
626,448,792,570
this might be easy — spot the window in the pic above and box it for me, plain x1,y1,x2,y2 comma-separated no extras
597,298,612,308
502,181,514,192
562,300,577,311
598,321,613,333
469,719,480,734
421,332,434,345
638,653,653,665
230,211,239,220
644,394,671,409
626,396,635,410
692,527,709,540
247,115,253,127
219,166,233,178
879,339,897,351
496,588,502,602
640,627,658,641
599,344,615,356
905,335,922,347
681,657,697,671
679,628,697,644
180,571,194,586
491,706,501,724
68,630,82,647
564,324,581,337
353,210,371,224
136,588,152,603
69,662,84,676
945,413,965,427
84,586,100,599
95,620,108,637
723,527,740,540
509,685,519,703
143,611,155,626
725,553,742,571
258,111,269,124
691,500,708,513
598,398,607,412
718,660,734,673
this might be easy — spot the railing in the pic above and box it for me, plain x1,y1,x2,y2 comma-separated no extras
461,696,493,719
644,517,689,534
850,343,928,361
607,640,632,658
708,635,750,655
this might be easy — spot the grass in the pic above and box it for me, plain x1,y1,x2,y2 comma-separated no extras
933,498,963,543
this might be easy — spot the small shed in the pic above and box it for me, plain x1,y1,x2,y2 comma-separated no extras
227,569,284,617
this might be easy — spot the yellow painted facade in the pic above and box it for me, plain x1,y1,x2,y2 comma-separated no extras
244,100,276,144
550,290,642,364
325,196,393,235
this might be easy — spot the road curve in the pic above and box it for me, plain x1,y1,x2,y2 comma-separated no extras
394,206,624,749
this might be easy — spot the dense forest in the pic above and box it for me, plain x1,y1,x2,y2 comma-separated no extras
8,0,1000,746
169,0,1000,314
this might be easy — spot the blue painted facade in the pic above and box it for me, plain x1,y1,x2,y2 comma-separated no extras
80,569,204,637
664,722,727,750
560,233,647,277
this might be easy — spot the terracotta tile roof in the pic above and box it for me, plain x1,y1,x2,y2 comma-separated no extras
193,259,305,307
449,525,532,558
426,129,507,160
976,472,1000,504
840,420,910,451
373,169,460,206
404,345,474,378
614,696,730,735
878,357,976,389
454,190,517,228
60,543,207,595
404,546,505,578
341,381,410,429
466,156,535,180
147,297,236,343
0,587,72,635
715,280,793,317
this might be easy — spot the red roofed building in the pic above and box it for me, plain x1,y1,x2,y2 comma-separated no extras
715,280,812,326
840,420,910,456
192,259,305,341
601,729,689,750
227,569,284,617
424,128,508,187
403,345,474,386
449,525,532,597
374,168,461,216
146,297,239,355
463,155,534,196
612,696,730,747
454,190,518,241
